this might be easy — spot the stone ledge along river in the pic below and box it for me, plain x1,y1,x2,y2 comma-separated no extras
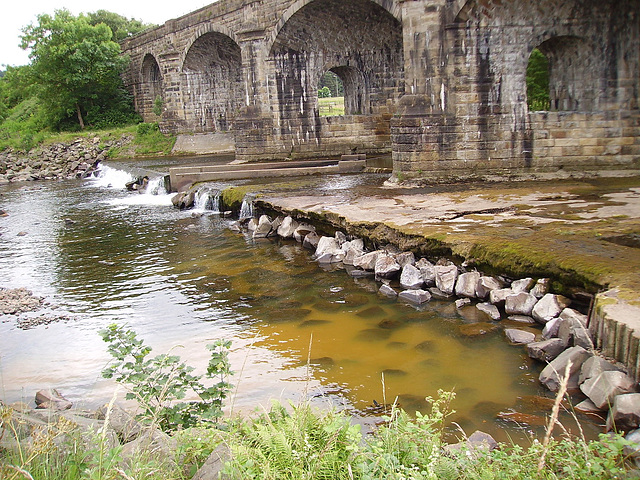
0,161,618,443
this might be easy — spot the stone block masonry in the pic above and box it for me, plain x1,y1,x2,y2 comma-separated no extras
121,0,639,180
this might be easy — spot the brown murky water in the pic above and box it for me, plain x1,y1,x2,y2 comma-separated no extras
0,165,604,443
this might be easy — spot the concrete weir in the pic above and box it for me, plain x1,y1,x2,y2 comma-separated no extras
247,175,640,380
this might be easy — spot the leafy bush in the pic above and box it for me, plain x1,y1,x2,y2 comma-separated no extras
136,122,160,135
318,86,332,98
100,324,233,431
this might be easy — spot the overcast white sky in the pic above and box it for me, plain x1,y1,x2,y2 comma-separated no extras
1,1,212,67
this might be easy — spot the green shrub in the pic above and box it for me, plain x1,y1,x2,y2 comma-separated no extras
100,324,233,431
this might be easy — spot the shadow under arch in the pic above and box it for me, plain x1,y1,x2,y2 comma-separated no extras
140,53,163,121
180,31,245,133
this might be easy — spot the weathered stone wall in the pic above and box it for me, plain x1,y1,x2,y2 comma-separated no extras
121,0,639,177
391,0,639,181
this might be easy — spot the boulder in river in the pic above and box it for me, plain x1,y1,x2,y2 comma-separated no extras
398,289,431,305
532,293,571,324
435,264,458,295
539,346,592,391
580,371,638,410
400,264,424,289
607,393,640,432
375,254,401,279
505,292,538,316
455,271,481,298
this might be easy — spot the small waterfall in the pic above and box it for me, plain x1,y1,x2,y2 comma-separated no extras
239,194,255,219
91,165,134,189
146,176,168,196
194,186,221,213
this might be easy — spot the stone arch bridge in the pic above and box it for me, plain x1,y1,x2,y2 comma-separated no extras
121,0,640,181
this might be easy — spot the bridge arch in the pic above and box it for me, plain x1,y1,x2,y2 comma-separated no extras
138,53,163,121
180,30,245,133
267,0,404,154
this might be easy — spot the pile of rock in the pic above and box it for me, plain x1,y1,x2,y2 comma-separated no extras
0,391,223,480
0,136,129,184
232,214,640,431
0,287,43,315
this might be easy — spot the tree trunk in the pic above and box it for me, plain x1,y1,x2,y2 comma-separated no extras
76,103,85,130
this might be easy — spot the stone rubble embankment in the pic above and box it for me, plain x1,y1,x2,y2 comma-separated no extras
231,213,640,434
0,136,130,184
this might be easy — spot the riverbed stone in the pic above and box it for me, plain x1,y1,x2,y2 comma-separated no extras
400,264,424,289
607,394,640,432
398,289,431,305
532,293,572,324
435,265,458,295
505,292,538,316
527,338,568,363
277,216,298,238
342,240,365,265
96,402,143,443
581,371,638,410
375,254,401,279
445,430,498,457
315,236,343,263
455,271,481,298
508,315,536,325
476,302,501,321
511,278,535,293
335,231,348,246
458,322,500,337
505,328,536,344
539,346,593,391
476,276,503,299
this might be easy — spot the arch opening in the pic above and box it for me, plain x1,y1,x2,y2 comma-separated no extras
317,71,344,116
534,36,597,112
181,32,245,133
140,54,163,121
526,48,550,111
269,0,404,143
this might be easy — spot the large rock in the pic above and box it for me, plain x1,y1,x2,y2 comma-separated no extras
542,317,562,339
539,346,593,391
277,216,298,238
435,265,458,295
531,278,550,298
302,232,320,250
394,251,415,268
505,329,536,344
527,338,568,363
505,292,538,316
532,293,571,324
315,236,343,263
35,389,72,411
378,284,398,298
252,215,273,239
607,394,640,432
557,309,594,350
400,264,424,289
417,258,437,287
511,278,535,293
353,251,381,271
489,288,513,306
342,239,365,264
96,402,143,443
120,427,177,469
476,276,503,299
580,371,637,410
375,254,401,279
455,271,481,298
579,356,622,385
398,289,431,305
192,444,231,480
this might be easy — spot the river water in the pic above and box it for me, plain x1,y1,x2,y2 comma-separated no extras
0,164,601,442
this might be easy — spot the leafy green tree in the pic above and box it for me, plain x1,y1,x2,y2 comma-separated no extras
20,9,131,130
86,10,155,43
318,71,344,97
527,48,551,111
318,86,331,98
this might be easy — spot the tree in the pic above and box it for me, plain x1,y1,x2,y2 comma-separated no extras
527,48,551,111
86,10,155,43
20,9,131,129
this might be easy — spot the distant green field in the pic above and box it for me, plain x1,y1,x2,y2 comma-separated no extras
318,96,345,116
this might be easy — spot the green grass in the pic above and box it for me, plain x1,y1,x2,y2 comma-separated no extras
318,96,345,116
